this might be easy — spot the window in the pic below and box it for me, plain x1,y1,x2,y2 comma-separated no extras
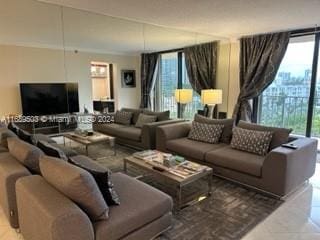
258,33,320,147
154,51,201,119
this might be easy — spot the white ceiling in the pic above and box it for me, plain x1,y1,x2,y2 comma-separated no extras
38,0,320,38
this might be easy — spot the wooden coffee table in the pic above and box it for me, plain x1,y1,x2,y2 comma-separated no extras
123,153,213,210
63,131,116,157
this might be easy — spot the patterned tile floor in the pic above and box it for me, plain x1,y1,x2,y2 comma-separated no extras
1,149,320,239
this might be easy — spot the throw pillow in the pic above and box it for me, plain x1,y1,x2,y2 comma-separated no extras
37,140,68,161
231,127,273,156
121,108,144,124
8,137,44,173
40,155,109,221
8,122,19,135
237,121,292,150
194,114,234,144
0,129,18,148
143,110,170,121
114,111,133,125
188,121,224,144
135,113,157,128
17,129,34,144
69,155,120,206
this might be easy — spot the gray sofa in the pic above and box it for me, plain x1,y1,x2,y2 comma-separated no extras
0,125,173,239
156,119,318,197
93,108,184,149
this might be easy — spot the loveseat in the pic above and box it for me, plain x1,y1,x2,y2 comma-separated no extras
93,108,184,149
156,115,317,197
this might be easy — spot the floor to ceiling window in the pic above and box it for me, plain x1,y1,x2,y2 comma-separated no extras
258,30,320,146
154,51,201,119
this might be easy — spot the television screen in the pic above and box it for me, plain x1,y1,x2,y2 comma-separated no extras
20,83,79,115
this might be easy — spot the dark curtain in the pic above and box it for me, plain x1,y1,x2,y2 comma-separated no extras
140,53,159,109
184,42,218,94
232,32,290,122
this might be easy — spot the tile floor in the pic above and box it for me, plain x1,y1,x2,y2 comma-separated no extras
1,165,320,240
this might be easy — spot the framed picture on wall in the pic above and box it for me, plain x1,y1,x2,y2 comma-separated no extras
121,70,136,88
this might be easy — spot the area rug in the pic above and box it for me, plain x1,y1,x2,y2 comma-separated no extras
70,142,283,240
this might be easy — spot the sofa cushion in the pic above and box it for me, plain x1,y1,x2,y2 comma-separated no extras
37,141,68,161
194,114,234,144
114,111,133,126
7,137,44,174
121,108,143,124
166,137,227,160
95,123,127,136
135,113,157,128
40,155,108,221
238,120,292,150
188,121,224,144
231,127,273,156
94,173,173,240
69,155,120,206
114,126,142,141
205,146,265,177
143,110,170,122
0,145,7,153
0,129,18,148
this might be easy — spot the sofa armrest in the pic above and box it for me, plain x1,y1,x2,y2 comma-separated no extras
263,137,317,196
156,122,192,152
16,175,94,240
141,119,185,149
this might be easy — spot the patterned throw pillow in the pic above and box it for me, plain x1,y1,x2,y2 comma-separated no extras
135,114,157,128
114,111,133,125
188,121,224,144
231,127,273,156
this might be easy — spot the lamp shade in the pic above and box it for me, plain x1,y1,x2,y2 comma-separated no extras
175,89,193,104
201,89,222,105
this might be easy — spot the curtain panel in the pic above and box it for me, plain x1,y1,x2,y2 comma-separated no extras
232,32,290,122
140,53,159,109
184,42,218,94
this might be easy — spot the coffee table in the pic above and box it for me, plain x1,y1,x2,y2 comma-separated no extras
123,153,213,210
63,131,116,157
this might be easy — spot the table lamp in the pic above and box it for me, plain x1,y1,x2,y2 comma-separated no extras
175,89,193,118
201,89,222,118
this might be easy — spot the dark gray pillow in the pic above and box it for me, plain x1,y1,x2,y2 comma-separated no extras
114,111,133,125
17,129,34,144
37,140,68,161
231,127,273,156
143,110,170,121
188,121,224,144
69,155,120,206
0,129,18,148
238,121,292,150
40,155,109,221
8,137,44,173
194,114,234,144
135,114,157,128
121,108,143,124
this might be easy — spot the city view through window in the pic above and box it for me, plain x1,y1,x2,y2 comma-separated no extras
259,36,320,139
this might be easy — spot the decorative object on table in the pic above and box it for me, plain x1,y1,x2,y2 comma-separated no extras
201,89,222,118
175,89,193,119
121,70,136,88
83,105,89,114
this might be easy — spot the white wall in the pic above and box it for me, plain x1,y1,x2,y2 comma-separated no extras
0,44,141,117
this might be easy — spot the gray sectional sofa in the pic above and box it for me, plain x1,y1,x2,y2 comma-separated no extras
156,116,318,197
93,108,184,149
0,124,173,240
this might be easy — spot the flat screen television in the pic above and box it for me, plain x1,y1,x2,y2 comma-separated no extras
20,83,80,116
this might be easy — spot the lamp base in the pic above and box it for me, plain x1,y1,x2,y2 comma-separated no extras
206,104,216,118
